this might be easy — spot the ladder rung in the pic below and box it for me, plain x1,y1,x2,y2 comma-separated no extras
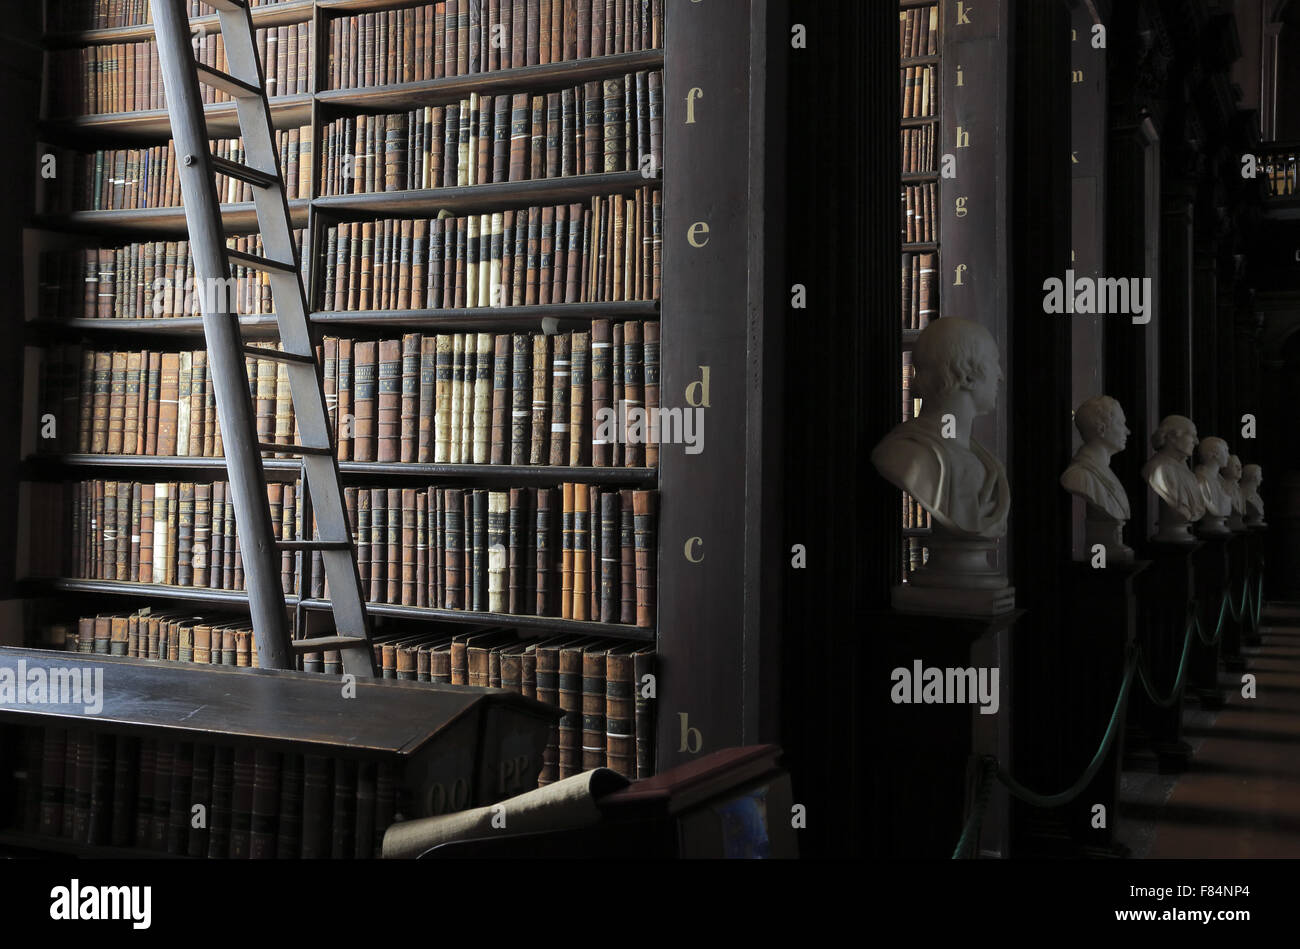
211,154,279,189
228,248,297,274
258,442,333,457
206,0,249,11
291,636,369,653
242,346,315,365
276,540,352,551
194,62,262,99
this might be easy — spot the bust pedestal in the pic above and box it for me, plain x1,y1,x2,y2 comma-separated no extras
1126,541,1201,773
1222,532,1250,670
1085,509,1134,562
871,608,1022,858
892,528,1016,616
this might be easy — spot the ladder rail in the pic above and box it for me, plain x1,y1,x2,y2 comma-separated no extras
150,0,375,675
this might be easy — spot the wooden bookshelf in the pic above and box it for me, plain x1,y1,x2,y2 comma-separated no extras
11,0,792,799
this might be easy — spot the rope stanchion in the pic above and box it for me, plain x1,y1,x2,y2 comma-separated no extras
949,570,1266,859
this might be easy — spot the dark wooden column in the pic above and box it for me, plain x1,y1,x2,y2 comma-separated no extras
1006,0,1073,856
1159,178,1196,418
780,0,896,858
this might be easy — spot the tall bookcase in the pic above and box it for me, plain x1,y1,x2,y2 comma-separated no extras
898,0,940,581
10,0,784,796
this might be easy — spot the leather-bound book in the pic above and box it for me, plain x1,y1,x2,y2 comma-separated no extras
444,487,465,610
376,338,401,463
535,486,555,615
558,641,586,778
590,319,612,465
568,330,590,466
188,351,207,456
416,335,436,462
122,350,141,456
175,482,195,586
547,331,571,465
90,353,111,454
643,320,660,466
387,486,402,605
600,490,620,623
633,489,656,627
336,337,354,461
605,646,636,778
619,487,636,624
299,756,333,859
490,334,511,464
507,487,527,613
569,480,590,621
353,340,378,462
369,488,387,603
330,759,357,859
149,740,174,852
106,352,126,454
527,332,548,465
108,734,139,847
524,204,541,305
622,320,644,466
228,745,256,857
83,732,114,845
193,482,211,588
510,332,530,463
399,333,420,462
249,749,281,859
648,69,663,172
274,753,303,859
582,644,609,769
560,482,575,618
469,489,486,610
401,487,418,606
488,490,509,612
472,332,492,463
448,334,465,463
610,322,624,465
588,483,601,619
354,761,377,860
582,80,603,175
633,645,655,776
602,77,625,173
39,728,67,836
534,638,562,785
165,742,193,855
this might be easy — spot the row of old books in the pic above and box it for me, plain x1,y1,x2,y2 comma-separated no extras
899,4,939,58
901,251,937,331
900,123,937,174
901,351,921,421
318,71,664,196
38,320,660,467
38,232,305,323
47,0,286,32
7,725,400,858
902,182,937,244
320,188,661,310
47,22,314,117
304,484,658,627
902,493,932,531
327,0,663,89
44,478,659,629
903,537,930,580
41,613,656,783
41,130,314,213
317,324,660,466
900,65,936,120
53,479,303,595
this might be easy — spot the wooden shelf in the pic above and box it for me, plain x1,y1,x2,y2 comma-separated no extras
313,171,655,218
317,49,665,111
42,0,316,47
902,241,939,252
900,55,940,67
28,578,299,609
0,829,186,859
299,598,656,641
903,527,933,537
39,94,314,144
311,300,659,328
25,315,283,338
901,171,939,182
899,115,940,128
33,199,310,236
27,454,658,486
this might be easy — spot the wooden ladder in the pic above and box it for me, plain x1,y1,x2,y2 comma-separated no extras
149,0,375,676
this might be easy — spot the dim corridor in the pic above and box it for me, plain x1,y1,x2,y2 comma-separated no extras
1120,603,1300,858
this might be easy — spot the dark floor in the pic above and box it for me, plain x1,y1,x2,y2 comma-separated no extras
1118,602,1300,858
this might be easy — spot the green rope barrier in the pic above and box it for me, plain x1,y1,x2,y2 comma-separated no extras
1136,613,1198,709
993,651,1138,809
949,568,1266,858
951,757,996,860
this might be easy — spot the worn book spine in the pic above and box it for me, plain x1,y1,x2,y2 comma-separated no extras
490,333,510,464
535,641,561,785
605,649,636,778
572,484,589,620
582,647,608,770
560,482,574,618
535,486,554,615
590,319,611,465
472,332,492,463
643,320,660,466
558,643,584,778
509,332,530,464
488,490,508,612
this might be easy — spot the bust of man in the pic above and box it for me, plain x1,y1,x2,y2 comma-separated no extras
1061,395,1133,561
1222,454,1246,530
1242,464,1266,527
1194,437,1232,517
871,317,1010,539
1142,414,1205,542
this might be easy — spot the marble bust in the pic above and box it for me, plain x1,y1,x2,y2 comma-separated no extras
1194,436,1233,537
1222,454,1247,531
1141,414,1205,543
872,317,1013,615
1060,395,1133,562
1242,464,1267,528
